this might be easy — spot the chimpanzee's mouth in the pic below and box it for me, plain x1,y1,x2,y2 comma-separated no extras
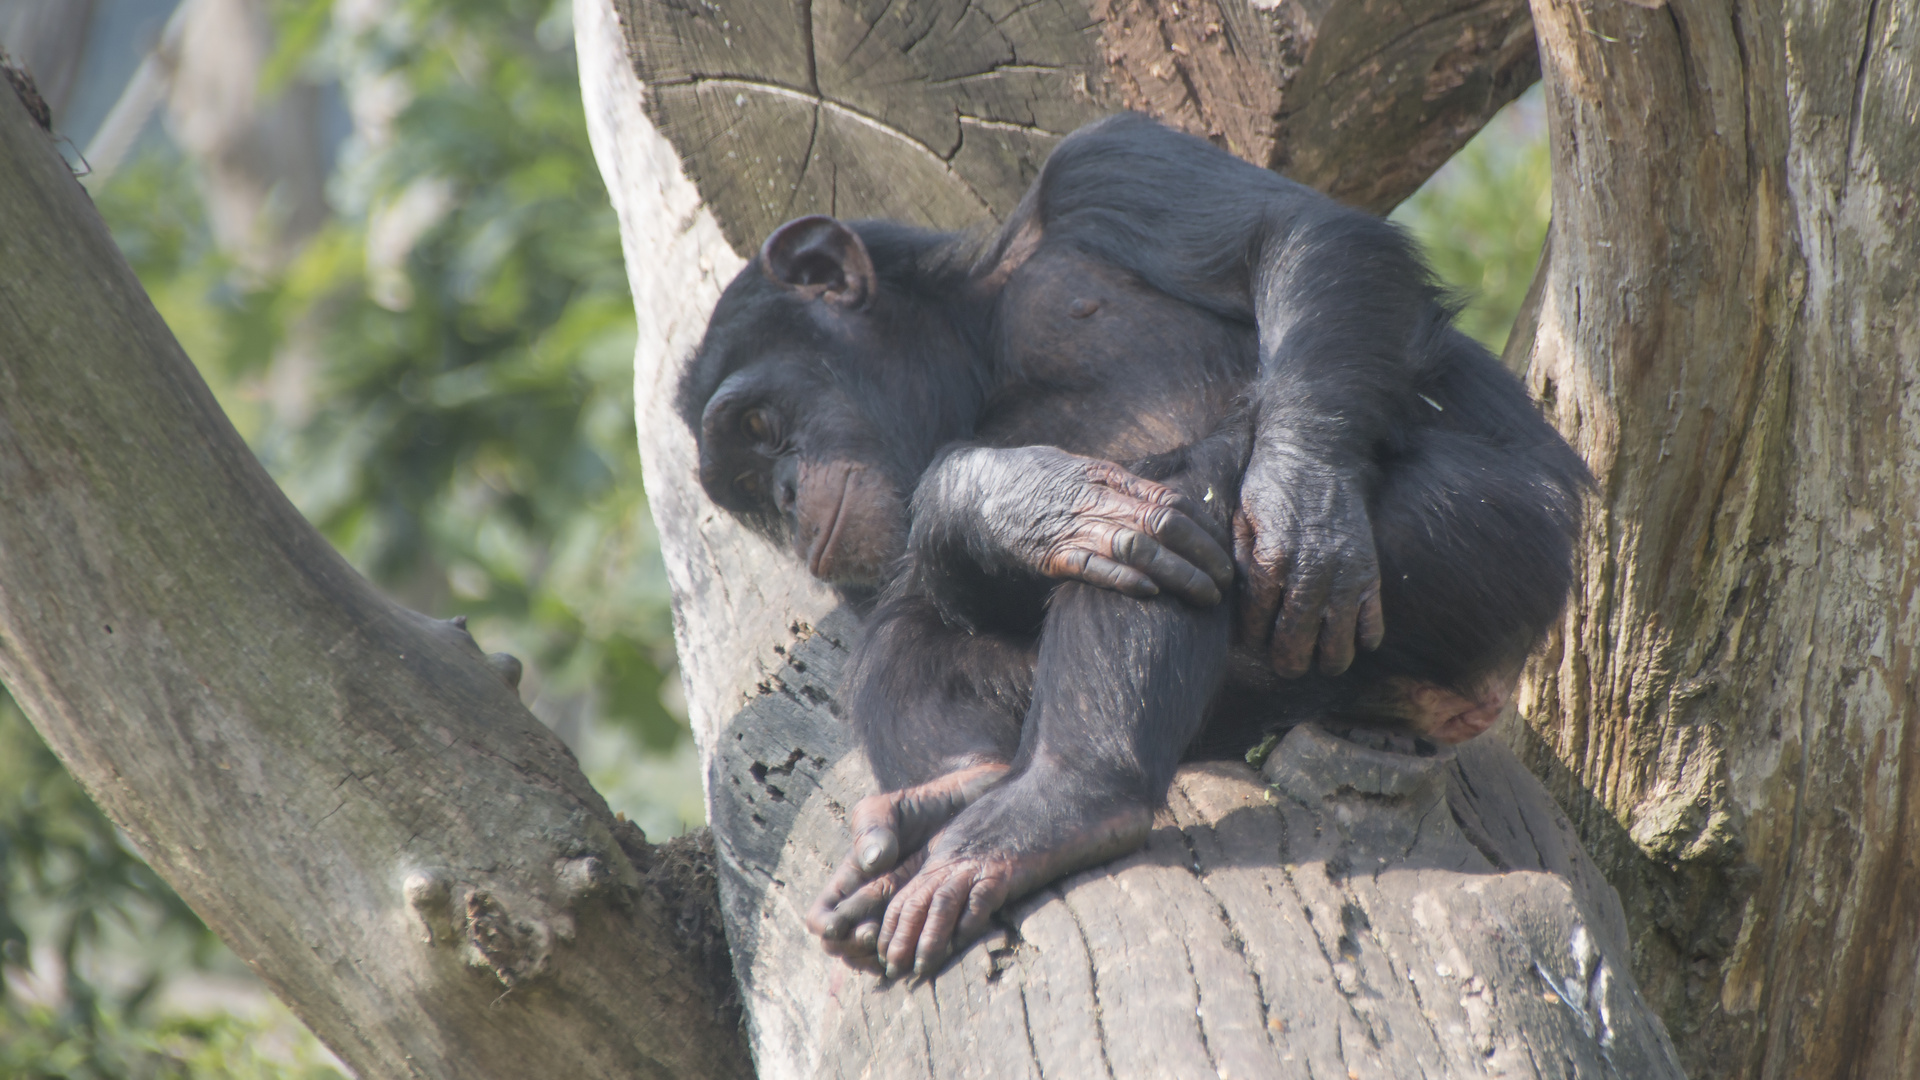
806,467,854,581
792,458,904,588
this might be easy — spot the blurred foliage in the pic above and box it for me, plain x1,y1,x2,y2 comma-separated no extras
1391,85,1552,354
1,696,342,1079
4,0,698,1072
2,979,342,1080
96,0,686,761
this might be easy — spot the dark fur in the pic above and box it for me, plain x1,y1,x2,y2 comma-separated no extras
682,115,1590,964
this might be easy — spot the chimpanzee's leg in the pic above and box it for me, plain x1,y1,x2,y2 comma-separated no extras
848,589,1034,792
871,445,1240,977
806,588,1035,961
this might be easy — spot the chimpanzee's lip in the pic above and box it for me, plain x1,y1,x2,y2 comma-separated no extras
806,466,854,580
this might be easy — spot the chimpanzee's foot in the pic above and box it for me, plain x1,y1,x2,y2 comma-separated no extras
806,764,1008,961
873,776,1154,978
1396,670,1521,744
812,851,926,971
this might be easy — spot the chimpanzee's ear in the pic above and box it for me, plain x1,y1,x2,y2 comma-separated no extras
760,215,876,309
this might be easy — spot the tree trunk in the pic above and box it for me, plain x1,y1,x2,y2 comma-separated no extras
0,80,750,1080
579,0,1680,1074
1511,1,1920,1077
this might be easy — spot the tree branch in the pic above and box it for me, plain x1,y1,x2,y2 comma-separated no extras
0,79,750,1080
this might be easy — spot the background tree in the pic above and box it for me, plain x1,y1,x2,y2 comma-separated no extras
1509,2,1920,1076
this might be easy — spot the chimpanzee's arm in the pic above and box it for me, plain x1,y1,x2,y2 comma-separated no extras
908,444,1234,611
1009,114,1447,676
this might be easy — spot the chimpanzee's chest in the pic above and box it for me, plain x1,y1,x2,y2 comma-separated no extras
978,247,1256,461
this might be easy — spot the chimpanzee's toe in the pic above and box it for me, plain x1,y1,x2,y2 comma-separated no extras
808,766,1010,968
874,856,1012,979
810,850,924,941
848,764,1009,875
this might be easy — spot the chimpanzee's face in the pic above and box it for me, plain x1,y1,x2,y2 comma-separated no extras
692,344,910,589
681,216,928,590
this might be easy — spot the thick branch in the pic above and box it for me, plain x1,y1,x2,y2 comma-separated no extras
0,82,749,1080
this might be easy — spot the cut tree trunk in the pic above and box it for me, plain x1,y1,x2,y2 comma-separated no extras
617,0,1541,253
578,0,1681,1074
0,78,750,1080
1511,1,1920,1077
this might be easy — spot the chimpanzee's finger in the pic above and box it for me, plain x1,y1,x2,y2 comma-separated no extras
1069,552,1160,598
1315,593,1361,677
1357,585,1385,651
1141,503,1235,591
1112,530,1220,606
1090,460,1185,510
1090,462,1231,552
1270,569,1331,678
1234,514,1279,643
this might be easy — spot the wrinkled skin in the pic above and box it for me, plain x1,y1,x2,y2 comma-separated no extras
912,445,1234,606
804,763,1010,970
1233,454,1384,678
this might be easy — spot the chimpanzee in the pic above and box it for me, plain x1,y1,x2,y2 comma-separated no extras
678,113,1590,978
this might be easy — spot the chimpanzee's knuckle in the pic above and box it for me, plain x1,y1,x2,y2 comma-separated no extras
1121,531,1161,565
1131,503,1165,535
1043,545,1091,576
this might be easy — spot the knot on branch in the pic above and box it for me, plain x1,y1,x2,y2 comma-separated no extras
1265,722,1454,854
399,840,646,991
465,890,555,989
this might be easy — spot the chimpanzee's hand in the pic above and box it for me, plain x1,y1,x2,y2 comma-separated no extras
924,446,1234,606
1234,453,1383,677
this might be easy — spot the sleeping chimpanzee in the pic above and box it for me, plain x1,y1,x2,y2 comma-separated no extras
678,113,1590,978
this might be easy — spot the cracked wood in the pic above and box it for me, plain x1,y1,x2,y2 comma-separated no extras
616,0,1538,254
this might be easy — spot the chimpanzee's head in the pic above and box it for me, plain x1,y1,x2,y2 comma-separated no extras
678,215,985,591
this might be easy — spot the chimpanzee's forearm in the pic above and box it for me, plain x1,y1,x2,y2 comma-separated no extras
1244,205,1444,473
907,444,1233,609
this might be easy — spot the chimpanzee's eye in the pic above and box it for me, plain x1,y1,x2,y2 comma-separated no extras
741,408,774,444
735,471,766,500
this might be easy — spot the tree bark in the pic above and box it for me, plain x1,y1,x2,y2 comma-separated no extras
0,80,751,1080
619,0,1540,256
579,0,1680,1074
1512,1,1920,1077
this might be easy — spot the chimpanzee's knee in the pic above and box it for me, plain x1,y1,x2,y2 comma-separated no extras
1367,428,1583,690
